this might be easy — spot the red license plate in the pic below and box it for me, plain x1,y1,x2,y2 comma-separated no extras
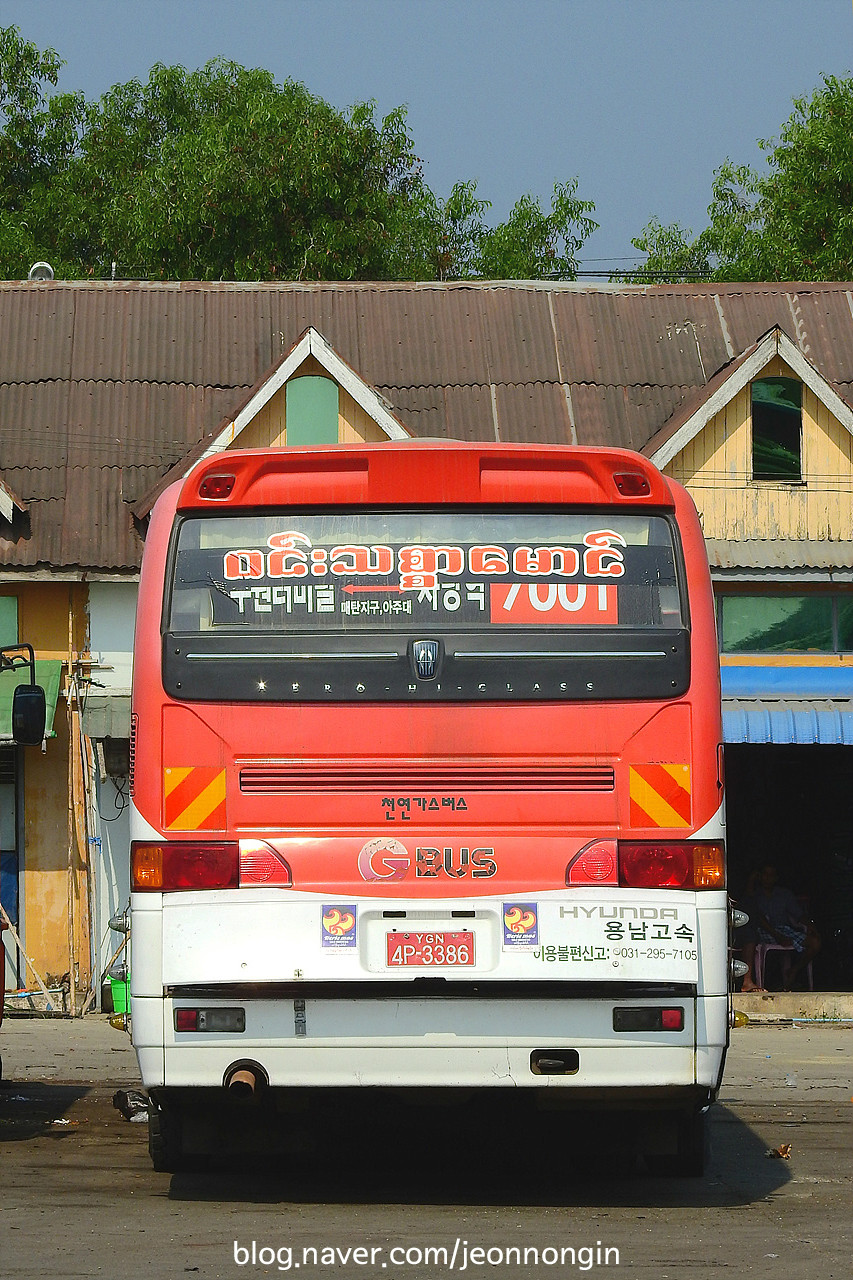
386,931,475,967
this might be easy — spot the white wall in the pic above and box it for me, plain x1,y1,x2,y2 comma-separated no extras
87,581,137,692
86,581,138,998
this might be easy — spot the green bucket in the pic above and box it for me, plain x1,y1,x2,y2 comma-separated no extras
109,975,129,1014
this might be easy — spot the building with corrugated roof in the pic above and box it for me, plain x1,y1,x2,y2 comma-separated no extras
1,279,852,1003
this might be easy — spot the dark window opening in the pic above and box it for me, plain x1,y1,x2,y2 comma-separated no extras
751,377,802,481
719,593,853,655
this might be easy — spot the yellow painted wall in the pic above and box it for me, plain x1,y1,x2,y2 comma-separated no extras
237,362,391,449
0,581,89,990
664,356,853,540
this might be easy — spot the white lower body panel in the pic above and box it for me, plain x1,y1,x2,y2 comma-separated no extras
132,994,727,1096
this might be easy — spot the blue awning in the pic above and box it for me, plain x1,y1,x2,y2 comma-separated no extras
721,664,853,744
721,664,853,698
723,698,853,745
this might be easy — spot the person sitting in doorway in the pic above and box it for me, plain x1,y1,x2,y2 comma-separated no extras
740,862,821,991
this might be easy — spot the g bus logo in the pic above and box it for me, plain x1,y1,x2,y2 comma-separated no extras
357,838,411,881
357,838,498,881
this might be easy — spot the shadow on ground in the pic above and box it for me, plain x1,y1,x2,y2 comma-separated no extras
164,1096,790,1209
0,1081,92,1143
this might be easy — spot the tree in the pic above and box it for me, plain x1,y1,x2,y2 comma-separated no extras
474,181,597,280
0,27,597,282
625,75,853,283
0,26,84,272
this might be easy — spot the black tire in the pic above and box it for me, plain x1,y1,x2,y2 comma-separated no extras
645,1109,708,1177
148,1100,184,1173
673,1109,708,1177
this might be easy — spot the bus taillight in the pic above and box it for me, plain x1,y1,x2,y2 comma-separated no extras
131,842,239,891
197,473,236,500
613,471,651,497
618,841,725,890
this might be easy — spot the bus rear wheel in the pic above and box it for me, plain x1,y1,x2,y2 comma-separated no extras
674,1109,708,1177
148,1100,184,1173
644,1109,708,1177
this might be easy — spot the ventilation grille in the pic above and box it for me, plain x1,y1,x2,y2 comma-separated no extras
129,713,138,795
239,764,615,794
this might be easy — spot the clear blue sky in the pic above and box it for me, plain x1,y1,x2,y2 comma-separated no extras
3,0,853,269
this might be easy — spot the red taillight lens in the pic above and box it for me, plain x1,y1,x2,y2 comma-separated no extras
131,842,239,891
618,841,725,890
198,473,235,500
620,842,691,888
613,471,651,497
175,1008,199,1032
661,1008,684,1031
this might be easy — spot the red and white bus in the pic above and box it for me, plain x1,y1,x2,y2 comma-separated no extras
130,442,728,1174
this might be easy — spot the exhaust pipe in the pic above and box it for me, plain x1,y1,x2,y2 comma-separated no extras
228,1069,258,1096
224,1061,268,1097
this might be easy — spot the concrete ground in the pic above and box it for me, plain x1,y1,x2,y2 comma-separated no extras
1,1011,851,1280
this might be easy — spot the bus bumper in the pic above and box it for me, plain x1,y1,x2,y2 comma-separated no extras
133,992,728,1097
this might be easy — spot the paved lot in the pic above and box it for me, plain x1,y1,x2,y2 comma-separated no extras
1,1015,851,1280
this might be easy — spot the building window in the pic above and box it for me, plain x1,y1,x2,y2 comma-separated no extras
719,594,853,653
751,377,802,481
0,596,17,647
285,375,339,446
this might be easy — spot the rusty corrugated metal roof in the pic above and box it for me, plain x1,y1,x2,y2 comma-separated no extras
706,539,853,571
3,279,853,572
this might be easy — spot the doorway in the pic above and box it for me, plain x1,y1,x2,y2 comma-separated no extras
725,744,853,990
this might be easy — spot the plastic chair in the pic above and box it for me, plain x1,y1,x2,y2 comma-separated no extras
753,943,813,991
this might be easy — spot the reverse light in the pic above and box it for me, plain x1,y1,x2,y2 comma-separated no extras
565,839,618,886
131,842,239,891
618,841,725,890
239,839,293,886
198,473,236,500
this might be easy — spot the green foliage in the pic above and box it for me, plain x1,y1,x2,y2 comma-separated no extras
0,27,596,282
626,74,853,283
474,181,597,280
0,25,84,276
621,217,711,284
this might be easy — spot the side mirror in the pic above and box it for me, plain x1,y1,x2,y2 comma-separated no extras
12,684,46,746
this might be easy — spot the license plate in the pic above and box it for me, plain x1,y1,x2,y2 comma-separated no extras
386,931,475,967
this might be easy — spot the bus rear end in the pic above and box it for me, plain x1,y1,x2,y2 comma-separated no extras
130,443,727,1173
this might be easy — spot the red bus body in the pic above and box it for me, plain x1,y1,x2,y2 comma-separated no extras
130,443,728,1173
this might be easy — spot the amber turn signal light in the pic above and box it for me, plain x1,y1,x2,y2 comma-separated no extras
131,843,164,889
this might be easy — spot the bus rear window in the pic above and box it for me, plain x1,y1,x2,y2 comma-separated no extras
163,511,688,703
168,511,684,634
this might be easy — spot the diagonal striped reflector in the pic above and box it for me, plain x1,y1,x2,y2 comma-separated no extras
164,766,227,831
629,763,691,828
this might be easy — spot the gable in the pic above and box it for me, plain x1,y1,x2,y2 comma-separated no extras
657,340,853,551
234,356,395,450
195,327,410,461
